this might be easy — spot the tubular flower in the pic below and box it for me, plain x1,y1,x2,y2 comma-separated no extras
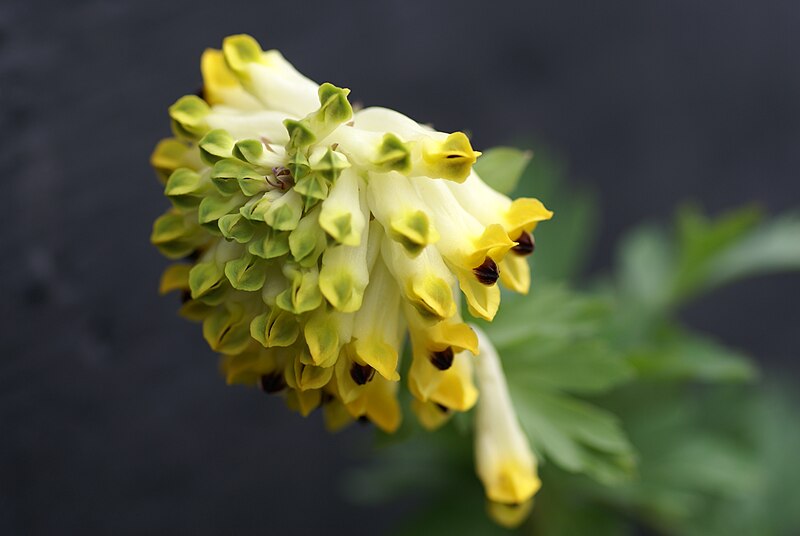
473,327,541,528
151,34,552,436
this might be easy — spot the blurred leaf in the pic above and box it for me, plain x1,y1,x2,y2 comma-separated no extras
344,432,455,504
479,283,637,484
395,484,511,536
474,146,532,194
504,339,634,395
486,284,632,394
515,150,599,282
695,385,800,536
704,213,800,290
627,328,757,382
586,383,765,536
672,205,763,302
616,225,675,313
483,285,612,350
616,205,800,312
346,425,511,535
647,434,757,496
530,478,631,536
512,388,636,485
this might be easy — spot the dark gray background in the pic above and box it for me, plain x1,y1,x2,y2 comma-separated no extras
2,1,799,534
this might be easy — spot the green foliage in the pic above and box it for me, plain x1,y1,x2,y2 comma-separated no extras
616,224,674,313
672,204,763,301
616,204,800,309
586,383,800,536
702,212,800,291
626,328,757,382
513,389,635,485
344,146,800,535
481,287,637,484
473,147,532,195
518,150,599,282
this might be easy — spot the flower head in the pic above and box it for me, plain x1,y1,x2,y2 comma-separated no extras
151,34,552,438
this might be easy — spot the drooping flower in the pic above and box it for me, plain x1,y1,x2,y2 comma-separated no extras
151,34,551,443
473,326,541,527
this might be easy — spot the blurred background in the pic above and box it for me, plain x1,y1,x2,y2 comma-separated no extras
2,0,799,534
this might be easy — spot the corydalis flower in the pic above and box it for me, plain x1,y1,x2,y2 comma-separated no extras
473,327,541,527
151,34,552,436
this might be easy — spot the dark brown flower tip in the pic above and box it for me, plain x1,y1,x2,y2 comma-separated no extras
350,363,376,385
258,372,286,394
511,231,535,256
434,402,451,414
430,347,455,370
473,257,500,285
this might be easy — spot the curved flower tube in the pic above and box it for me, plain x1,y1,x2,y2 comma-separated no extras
473,326,541,526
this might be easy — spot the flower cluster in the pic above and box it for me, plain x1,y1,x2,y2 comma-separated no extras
151,34,551,523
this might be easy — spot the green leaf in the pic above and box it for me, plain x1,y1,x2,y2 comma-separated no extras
482,284,635,481
503,340,634,395
347,427,510,535
614,206,800,315
627,329,757,382
530,481,630,536
672,204,763,301
512,388,636,485
615,206,800,311
704,213,800,289
646,434,757,496
616,225,675,312
702,385,800,536
396,488,511,536
473,147,532,195
513,150,599,282
593,383,768,536
482,285,612,350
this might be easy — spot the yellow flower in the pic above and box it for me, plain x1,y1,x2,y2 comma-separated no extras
152,34,551,434
473,326,541,518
